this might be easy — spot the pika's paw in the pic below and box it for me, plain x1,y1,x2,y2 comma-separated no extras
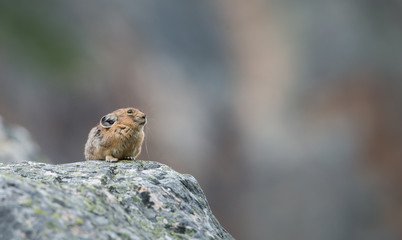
105,155,119,163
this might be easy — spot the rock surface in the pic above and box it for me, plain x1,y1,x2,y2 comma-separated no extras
0,117,41,164
0,160,233,240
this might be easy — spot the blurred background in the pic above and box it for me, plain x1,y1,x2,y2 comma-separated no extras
1,0,402,239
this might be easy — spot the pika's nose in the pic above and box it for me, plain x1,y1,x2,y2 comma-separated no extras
139,114,147,125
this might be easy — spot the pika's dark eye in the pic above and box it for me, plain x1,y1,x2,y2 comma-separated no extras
127,109,133,114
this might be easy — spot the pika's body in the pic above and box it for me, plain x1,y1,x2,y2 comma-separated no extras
84,107,146,162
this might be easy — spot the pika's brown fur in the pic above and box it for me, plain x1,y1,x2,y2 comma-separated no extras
84,107,146,162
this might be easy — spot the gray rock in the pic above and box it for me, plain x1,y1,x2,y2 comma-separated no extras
0,117,41,164
0,160,233,240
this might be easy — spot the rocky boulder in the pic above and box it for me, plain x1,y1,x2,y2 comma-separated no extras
0,160,233,240
0,117,41,164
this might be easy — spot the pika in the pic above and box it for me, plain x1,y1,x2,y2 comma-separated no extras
84,107,147,162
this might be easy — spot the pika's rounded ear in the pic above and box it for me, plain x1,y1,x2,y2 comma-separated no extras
100,114,117,128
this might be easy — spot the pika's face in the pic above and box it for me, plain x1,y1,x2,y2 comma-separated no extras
100,108,146,130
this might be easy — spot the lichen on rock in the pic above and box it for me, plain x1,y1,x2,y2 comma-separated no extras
0,160,233,240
